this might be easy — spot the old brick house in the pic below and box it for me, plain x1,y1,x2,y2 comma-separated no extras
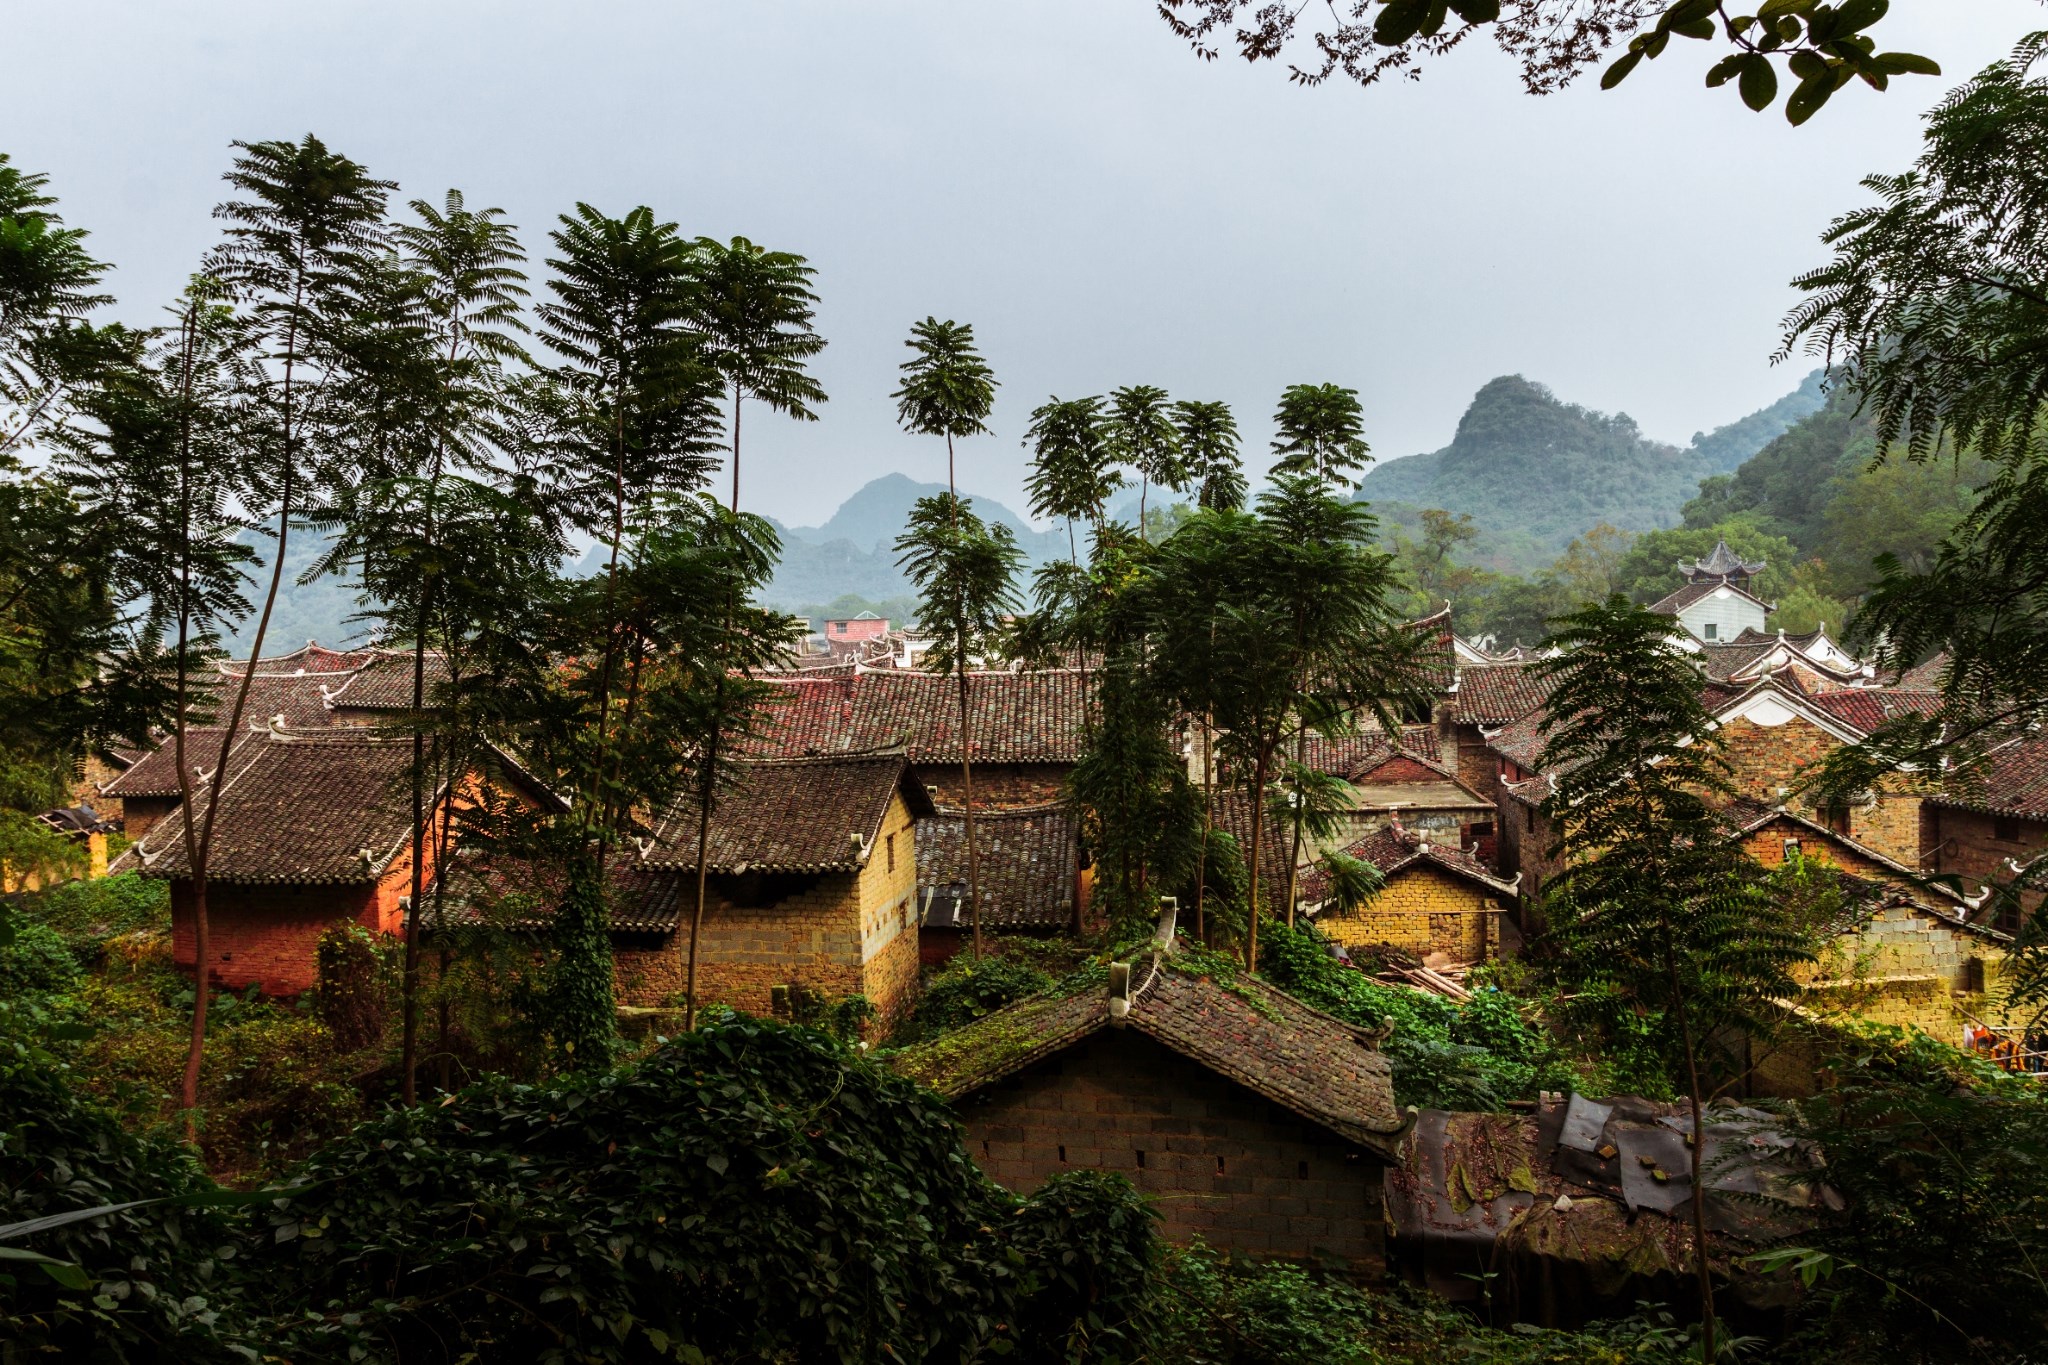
894,927,1408,1274
626,754,936,1030
916,803,1088,965
126,725,557,996
1436,661,1549,795
1299,822,1518,965
1919,730,2048,934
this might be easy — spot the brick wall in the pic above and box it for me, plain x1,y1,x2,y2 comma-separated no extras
614,792,925,1034
1717,712,1923,867
1738,820,1891,880
954,1028,1387,1273
1314,865,1496,964
170,880,378,995
1924,804,2047,932
119,795,180,841
914,763,1069,811
1795,901,2015,1043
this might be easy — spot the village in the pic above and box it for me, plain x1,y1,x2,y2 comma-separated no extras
7,7,2048,1363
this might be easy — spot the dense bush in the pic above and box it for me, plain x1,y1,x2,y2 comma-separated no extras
246,1014,1155,1363
0,1025,247,1362
902,951,1056,1040
1256,921,1570,1110
19,872,169,950
1774,1028,2048,1364
0,916,78,996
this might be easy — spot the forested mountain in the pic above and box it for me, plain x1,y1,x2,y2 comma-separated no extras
1357,372,1822,573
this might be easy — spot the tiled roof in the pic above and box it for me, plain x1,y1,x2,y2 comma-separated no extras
1896,653,1948,690
1681,538,1765,581
1299,725,1442,778
1208,790,1298,898
743,669,1090,765
237,643,381,674
101,728,248,798
1448,664,1550,727
917,804,1078,930
1806,688,1943,737
1298,825,1515,906
426,854,686,936
1930,730,2048,822
1648,579,1771,617
319,650,453,711
1696,637,1783,681
1484,707,1551,773
641,755,934,874
1405,607,1458,693
892,957,1406,1158
132,730,433,884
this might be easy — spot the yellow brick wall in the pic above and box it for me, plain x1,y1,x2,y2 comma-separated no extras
613,791,924,1034
1794,902,2014,1044
1313,865,1496,964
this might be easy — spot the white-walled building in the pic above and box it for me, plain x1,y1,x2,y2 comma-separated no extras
1649,539,1771,642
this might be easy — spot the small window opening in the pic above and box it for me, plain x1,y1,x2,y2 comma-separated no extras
1995,816,2021,843
1702,622,1719,640
1782,837,1801,861
1297,1160,1309,1181
982,1139,990,1159
1215,1156,1226,1176
886,832,896,872
1525,805,1535,833
1058,1145,1067,1164
1135,1150,1146,1170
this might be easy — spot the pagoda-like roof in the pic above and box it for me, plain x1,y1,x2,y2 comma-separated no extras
1678,538,1765,583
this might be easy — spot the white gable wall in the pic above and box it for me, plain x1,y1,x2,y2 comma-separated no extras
1676,587,1768,642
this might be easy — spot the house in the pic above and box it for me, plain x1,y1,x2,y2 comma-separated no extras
893,914,1408,1274
916,803,1088,965
124,726,558,996
821,611,891,657
1310,733,1499,862
1436,661,1549,793
631,754,936,1031
1919,728,2048,934
1647,538,1773,642
100,728,244,840
1298,821,1518,965
1693,626,1876,692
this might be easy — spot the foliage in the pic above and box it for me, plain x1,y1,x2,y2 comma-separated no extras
13,872,167,949
1155,0,1941,125
1269,382,1370,487
1256,920,1564,1111
1771,1029,2048,1364
892,316,997,493
248,1015,1155,1363
0,1020,246,1361
1175,399,1245,512
1609,519,1802,608
0,917,77,997
1105,384,1185,534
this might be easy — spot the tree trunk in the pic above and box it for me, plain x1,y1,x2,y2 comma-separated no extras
685,721,721,1032
1666,934,1719,1360
1195,710,1214,944
184,292,304,1128
1284,728,1308,927
730,383,742,512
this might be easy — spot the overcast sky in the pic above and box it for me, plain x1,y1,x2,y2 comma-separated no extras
14,2,2043,526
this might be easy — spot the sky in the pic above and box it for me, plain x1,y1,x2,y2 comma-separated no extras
13,1,2044,527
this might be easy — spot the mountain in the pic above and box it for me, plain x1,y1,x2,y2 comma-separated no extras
1356,371,1827,573
763,474,1069,610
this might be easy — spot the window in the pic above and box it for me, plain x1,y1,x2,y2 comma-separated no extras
1782,837,1801,861
1821,803,1852,836
1702,622,1719,640
886,832,896,872
1469,821,1494,840
1525,805,1535,833
1995,816,2021,843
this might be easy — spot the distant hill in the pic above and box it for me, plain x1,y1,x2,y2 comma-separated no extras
1356,371,1825,573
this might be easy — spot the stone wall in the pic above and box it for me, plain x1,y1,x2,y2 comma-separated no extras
953,1028,1388,1274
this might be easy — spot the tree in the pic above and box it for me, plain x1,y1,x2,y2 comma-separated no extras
1149,476,1421,971
1543,521,1633,605
685,235,827,512
324,189,535,1102
896,494,1022,958
0,152,115,464
1534,598,1812,1360
1156,0,1941,124
1175,399,1246,512
1270,383,1371,487
1817,452,1985,593
534,202,725,1065
1022,394,1120,564
1608,518,1801,607
181,134,393,1122
1103,384,1184,541
892,317,996,499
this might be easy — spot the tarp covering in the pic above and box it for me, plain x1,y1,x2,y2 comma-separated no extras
1384,1095,1830,1328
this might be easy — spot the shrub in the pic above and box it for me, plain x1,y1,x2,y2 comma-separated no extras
246,1014,1155,1363
19,872,169,950
0,918,77,997
904,951,1056,1040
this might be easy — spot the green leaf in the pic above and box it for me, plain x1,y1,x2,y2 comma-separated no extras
1785,72,1835,124
1659,0,1720,30
1788,48,1828,80
1740,55,1780,110
1706,54,1746,87
1829,0,1889,37
1672,18,1716,39
1756,0,1810,16
705,1152,730,1176
39,1259,92,1291
1872,51,1940,76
